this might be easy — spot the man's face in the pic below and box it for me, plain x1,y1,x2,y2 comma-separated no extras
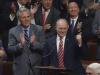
68,2,79,18
42,0,53,10
18,0,29,5
56,20,69,37
19,11,31,28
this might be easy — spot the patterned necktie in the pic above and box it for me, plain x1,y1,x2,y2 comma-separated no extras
58,37,64,68
70,20,74,31
70,20,74,30
24,29,29,42
24,29,30,49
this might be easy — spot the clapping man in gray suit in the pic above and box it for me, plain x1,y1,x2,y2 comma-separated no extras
8,7,45,75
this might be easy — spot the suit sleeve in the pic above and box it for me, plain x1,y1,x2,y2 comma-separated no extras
30,26,45,54
8,29,23,55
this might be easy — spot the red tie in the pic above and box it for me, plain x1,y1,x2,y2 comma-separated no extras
58,37,64,68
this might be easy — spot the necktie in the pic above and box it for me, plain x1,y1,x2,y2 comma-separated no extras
24,29,29,42
24,29,30,50
58,37,64,68
70,20,74,31
42,10,45,24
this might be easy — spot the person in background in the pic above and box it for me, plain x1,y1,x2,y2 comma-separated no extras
86,63,100,75
60,0,68,18
30,1,40,25
8,7,45,75
34,0,60,38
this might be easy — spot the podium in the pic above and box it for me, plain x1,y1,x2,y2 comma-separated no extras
34,66,77,75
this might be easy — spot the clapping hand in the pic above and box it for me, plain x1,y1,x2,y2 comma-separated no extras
19,33,25,47
76,33,82,47
30,32,36,45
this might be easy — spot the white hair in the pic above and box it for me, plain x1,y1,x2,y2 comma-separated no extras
87,63,100,73
17,7,31,18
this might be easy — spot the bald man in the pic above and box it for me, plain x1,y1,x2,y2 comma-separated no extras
43,19,86,75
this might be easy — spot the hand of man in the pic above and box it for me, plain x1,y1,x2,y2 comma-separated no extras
44,24,51,30
0,48,6,58
76,33,82,47
30,32,36,44
19,33,25,47
30,4,38,15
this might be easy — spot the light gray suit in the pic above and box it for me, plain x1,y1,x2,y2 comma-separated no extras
8,24,45,75
92,10,100,60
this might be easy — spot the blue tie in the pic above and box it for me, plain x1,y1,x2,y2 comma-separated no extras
70,20,74,31
24,29,29,42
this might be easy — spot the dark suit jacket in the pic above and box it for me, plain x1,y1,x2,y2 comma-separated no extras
67,15,92,42
67,16,90,58
67,15,91,59
43,33,86,75
34,6,60,35
8,24,45,75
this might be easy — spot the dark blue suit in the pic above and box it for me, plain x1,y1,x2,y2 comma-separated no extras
43,33,86,75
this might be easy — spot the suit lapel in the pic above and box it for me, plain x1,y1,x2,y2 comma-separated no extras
45,8,53,24
35,7,43,26
51,35,59,66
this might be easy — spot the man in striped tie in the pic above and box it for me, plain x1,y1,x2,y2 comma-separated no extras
8,8,45,75
43,18,87,75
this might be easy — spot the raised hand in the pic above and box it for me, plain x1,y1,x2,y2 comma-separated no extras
77,22,82,33
76,33,82,47
19,32,25,47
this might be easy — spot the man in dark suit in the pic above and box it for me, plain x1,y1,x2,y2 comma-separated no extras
43,19,86,75
34,0,60,38
67,2,90,58
8,8,45,75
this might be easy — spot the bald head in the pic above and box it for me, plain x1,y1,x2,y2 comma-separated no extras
56,19,69,37
86,63,100,75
